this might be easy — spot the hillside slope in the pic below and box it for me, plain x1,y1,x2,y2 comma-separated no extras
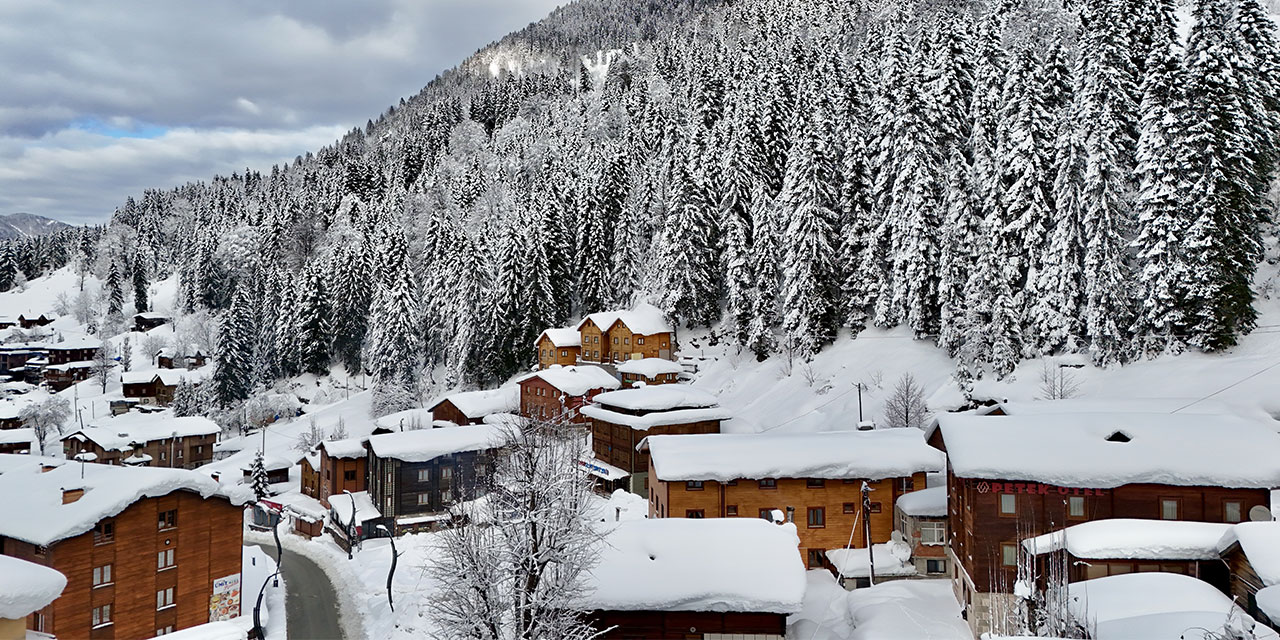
0,213,70,240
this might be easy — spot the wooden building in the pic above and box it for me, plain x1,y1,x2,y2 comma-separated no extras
894,486,950,578
46,338,101,366
0,428,37,455
577,518,804,639
535,326,581,368
0,315,14,330
937,411,1280,634
313,438,369,508
645,429,943,569
427,387,519,427
1218,521,1280,630
576,303,676,364
240,453,296,489
516,365,619,424
62,416,220,469
0,344,44,375
0,454,247,639
132,312,171,332
43,361,94,391
582,385,729,494
17,313,56,329
364,425,506,535
0,408,23,430
121,369,189,406
617,358,683,386
1022,518,1232,588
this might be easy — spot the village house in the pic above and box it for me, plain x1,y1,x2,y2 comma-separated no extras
937,411,1280,634
0,343,44,375
0,455,247,639
257,492,328,540
0,406,22,430
363,424,507,535
1022,518,1233,589
516,365,619,424
121,369,194,406
1218,521,1280,630
0,315,14,330
240,453,298,491
0,554,65,640
577,518,805,639
894,485,950,579
427,386,519,427
132,312,171,332
617,358,683,386
535,326,581,368
312,438,369,508
43,361,94,391
576,303,676,364
17,313,56,329
45,337,101,366
582,384,729,494
0,428,36,455
644,429,944,569
62,415,221,469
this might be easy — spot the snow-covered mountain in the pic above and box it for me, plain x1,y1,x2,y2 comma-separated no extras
0,213,71,240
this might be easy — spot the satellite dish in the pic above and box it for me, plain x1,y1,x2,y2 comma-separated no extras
1249,505,1273,522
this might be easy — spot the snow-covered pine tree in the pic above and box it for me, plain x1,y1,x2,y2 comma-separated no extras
0,245,17,292
172,378,201,417
212,284,255,407
1028,108,1088,355
249,450,270,501
106,259,125,324
936,151,978,355
132,260,148,314
745,186,779,361
656,128,719,327
294,263,331,377
366,230,424,414
575,148,623,315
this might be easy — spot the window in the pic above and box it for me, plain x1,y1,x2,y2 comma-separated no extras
685,481,704,491
157,586,175,610
806,549,825,568
898,477,915,492
686,509,705,518
93,563,113,587
726,505,738,516
921,521,946,545
843,502,856,514
806,479,825,489
926,559,947,574
1224,500,1243,523
417,469,431,482
868,502,882,514
159,450,166,461
843,479,858,484
94,519,115,544
725,480,737,486
613,337,618,344
157,548,176,570
196,445,203,454
560,350,567,357
807,507,826,528
638,337,645,345
623,337,630,345
999,494,1017,515
158,509,177,530
1068,496,1085,518
1001,543,1018,567
417,492,431,506
157,625,175,635
92,604,112,628
758,479,777,490
344,470,356,482
176,449,183,459
759,508,776,520
1161,498,1180,520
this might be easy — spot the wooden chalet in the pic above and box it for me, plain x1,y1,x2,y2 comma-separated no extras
0,344,44,375
240,453,297,489
259,492,328,540
0,407,22,430
16,313,56,329
536,326,581,368
43,361,93,391
582,385,729,494
0,455,246,639
427,387,519,427
0,428,36,455
62,415,220,469
516,365,619,424
1022,519,1232,589
576,303,676,364
313,438,369,508
936,411,1280,634
155,347,209,370
617,358,683,386
121,369,190,406
894,486,950,579
1218,521,1280,630
45,337,100,365
132,312,171,332
644,429,944,569
577,518,805,639
0,315,14,330
364,424,506,535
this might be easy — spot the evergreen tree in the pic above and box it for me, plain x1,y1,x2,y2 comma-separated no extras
132,261,148,314
329,243,371,375
294,263,331,376
212,285,255,407
936,152,978,355
0,245,16,292
1028,110,1088,355
367,230,424,413
106,260,125,322
745,187,779,361
249,450,270,501
172,379,201,417
657,132,719,327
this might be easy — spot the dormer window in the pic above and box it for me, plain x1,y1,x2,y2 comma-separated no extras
1105,430,1131,443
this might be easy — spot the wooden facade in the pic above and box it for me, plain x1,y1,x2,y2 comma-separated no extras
584,609,786,639
44,363,93,391
620,370,680,386
2,491,243,639
300,455,320,500
317,445,367,508
429,398,481,426
590,419,721,490
366,449,493,535
121,377,179,406
518,376,613,425
536,335,579,368
47,345,98,366
62,433,216,469
1220,528,1280,629
895,508,949,578
17,314,55,329
577,318,675,364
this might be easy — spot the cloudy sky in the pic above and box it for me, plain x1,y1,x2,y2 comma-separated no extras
0,1,566,225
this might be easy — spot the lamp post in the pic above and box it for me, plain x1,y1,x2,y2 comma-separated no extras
343,489,357,560
375,524,400,612
250,567,281,640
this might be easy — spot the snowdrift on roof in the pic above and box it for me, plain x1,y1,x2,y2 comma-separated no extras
430,386,519,419
517,366,619,396
1067,572,1279,640
617,358,683,377
366,423,507,463
896,486,947,517
593,384,717,411
576,302,672,336
1217,521,1280,586
0,554,65,619
1023,519,1232,560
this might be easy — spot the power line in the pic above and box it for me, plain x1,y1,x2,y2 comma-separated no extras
1170,357,1280,413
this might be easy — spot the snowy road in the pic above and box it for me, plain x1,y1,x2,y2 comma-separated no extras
252,542,345,640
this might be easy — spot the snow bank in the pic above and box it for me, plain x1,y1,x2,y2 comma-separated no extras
646,429,944,482
0,554,65,619
578,519,806,614
366,423,507,463
788,574,969,640
1067,572,1279,640
825,540,916,578
428,386,519,419
617,358,683,377
516,365,619,396
939,412,1280,488
1023,519,1232,560
592,384,718,411
329,490,381,524
1217,521,1280,586
896,486,947,517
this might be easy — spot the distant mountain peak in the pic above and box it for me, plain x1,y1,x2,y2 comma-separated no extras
0,213,72,240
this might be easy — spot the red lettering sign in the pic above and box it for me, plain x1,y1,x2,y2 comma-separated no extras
991,482,1108,496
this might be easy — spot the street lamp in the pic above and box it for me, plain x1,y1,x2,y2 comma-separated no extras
250,567,281,640
375,524,400,612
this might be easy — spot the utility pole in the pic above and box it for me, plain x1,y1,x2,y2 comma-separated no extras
856,383,864,422
862,481,875,586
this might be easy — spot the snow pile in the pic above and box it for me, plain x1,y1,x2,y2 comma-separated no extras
825,540,916,578
939,412,1280,488
366,423,508,463
329,490,382,524
646,429,944,482
1023,519,1232,560
1217,521,1280,586
1067,572,1279,640
373,407,435,430
896,486,947,517
577,302,673,336
0,453,246,546
592,384,719,412
537,326,581,348
789,571,970,640
577,519,805,613
67,414,220,451
0,554,65,619
1258,585,1280,626
428,386,519,420
617,358,683,377
517,366,619,396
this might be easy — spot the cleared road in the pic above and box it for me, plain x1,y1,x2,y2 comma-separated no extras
252,543,345,640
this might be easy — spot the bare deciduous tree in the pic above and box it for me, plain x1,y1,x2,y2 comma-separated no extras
1038,362,1082,400
883,372,929,429
294,418,325,452
21,396,72,451
91,342,114,393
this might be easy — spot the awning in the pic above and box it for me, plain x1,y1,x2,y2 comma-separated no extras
578,456,629,481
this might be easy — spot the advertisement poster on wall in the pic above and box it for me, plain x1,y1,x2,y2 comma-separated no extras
209,573,242,621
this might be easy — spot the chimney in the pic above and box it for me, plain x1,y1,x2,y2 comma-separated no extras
62,487,85,504
40,463,58,473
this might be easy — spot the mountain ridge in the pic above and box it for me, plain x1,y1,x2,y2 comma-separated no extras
0,213,71,241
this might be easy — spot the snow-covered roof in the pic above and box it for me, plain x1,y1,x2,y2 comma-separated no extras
374,407,435,431
263,491,327,523
66,415,221,451
329,489,381,524
45,360,93,371
1217,521,1280,586
366,424,507,463
1067,572,1279,640
0,453,247,546
0,427,36,449
429,386,520,419
134,311,171,320
938,412,1280,489
319,437,367,460
617,358,683,377
121,368,194,386
576,302,673,336
1258,585,1280,626
991,398,1233,416
0,554,66,619
46,337,101,351
537,326,581,348
580,404,732,431
647,429,945,482
592,384,717,412
578,519,805,614
825,540,917,578
896,486,947,517
517,365,620,396
1024,519,1233,561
